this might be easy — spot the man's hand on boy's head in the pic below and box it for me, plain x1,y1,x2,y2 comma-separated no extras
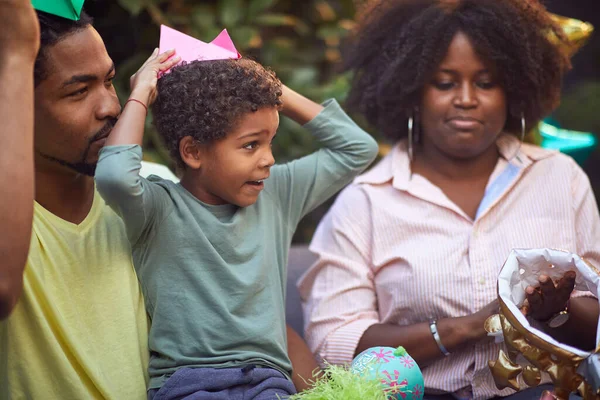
0,0,40,61
129,48,180,107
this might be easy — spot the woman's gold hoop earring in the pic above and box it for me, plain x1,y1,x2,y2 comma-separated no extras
508,113,526,162
408,116,414,161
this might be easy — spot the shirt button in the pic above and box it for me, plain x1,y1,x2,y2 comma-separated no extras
479,277,486,285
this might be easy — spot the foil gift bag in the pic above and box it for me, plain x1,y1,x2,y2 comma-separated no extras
487,248,600,399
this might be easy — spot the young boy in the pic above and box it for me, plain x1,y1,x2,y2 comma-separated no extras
95,47,378,399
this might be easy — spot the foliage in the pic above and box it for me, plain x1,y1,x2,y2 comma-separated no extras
553,81,600,201
88,0,600,242
554,81,600,135
89,0,364,242
94,0,361,163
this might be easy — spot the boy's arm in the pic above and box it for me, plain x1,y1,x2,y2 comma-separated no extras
279,85,324,125
271,86,379,226
287,324,320,392
95,50,180,244
0,0,39,319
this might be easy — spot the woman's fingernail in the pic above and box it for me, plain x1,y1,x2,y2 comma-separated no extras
526,287,534,294
540,390,555,400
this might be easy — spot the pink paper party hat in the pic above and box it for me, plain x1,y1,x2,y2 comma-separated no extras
159,25,241,72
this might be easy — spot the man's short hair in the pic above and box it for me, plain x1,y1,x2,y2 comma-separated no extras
34,10,94,87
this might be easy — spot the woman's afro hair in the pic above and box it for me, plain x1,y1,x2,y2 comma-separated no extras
343,0,571,141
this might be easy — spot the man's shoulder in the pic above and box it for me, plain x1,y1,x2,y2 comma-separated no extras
29,194,131,264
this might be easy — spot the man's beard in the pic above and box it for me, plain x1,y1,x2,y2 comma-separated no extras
39,119,117,177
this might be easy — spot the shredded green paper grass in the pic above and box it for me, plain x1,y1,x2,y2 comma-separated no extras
284,363,398,400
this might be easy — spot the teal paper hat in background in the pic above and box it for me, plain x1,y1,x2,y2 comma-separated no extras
31,0,85,20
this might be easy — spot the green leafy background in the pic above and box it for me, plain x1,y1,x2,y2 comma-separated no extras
86,0,600,243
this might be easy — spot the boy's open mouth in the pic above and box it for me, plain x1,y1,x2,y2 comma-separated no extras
246,180,264,186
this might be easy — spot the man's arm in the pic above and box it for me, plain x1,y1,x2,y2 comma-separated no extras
0,0,40,319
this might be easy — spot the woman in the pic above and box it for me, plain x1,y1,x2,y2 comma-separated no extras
298,1,599,399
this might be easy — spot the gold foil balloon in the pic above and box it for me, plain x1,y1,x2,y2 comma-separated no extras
549,13,594,57
488,349,523,391
523,366,543,387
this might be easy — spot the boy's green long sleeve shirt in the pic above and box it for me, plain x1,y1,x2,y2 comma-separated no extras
95,99,378,389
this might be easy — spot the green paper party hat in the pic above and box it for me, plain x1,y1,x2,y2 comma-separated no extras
31,0,85,21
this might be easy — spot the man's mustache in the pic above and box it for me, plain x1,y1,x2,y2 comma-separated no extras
89,118,118,143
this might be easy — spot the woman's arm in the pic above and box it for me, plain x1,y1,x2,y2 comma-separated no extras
555,296,598,348
522,162,600,350
525,162,600,350
357,300,499,367
299,184,498,367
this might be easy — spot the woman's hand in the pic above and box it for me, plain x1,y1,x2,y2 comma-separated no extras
519,270,597,350
522,271,576,322
129,48,180,106
467,298,500,339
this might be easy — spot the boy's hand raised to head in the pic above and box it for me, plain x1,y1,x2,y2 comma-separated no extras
279,85,324,125
0,0,40,61
129,48,180,107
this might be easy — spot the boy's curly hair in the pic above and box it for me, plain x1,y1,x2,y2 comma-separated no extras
152,58,282,167
344,0,571,142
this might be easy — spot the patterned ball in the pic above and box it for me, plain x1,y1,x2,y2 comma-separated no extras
351,346,424,400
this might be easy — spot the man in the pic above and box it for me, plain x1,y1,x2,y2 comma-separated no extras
0,0,39,319
0,10,149,399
